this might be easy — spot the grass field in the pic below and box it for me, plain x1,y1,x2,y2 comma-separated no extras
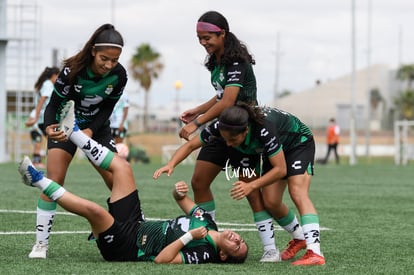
0,158,413,274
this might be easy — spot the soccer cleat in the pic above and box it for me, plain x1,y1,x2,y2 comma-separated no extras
259,248,281,262
28,242,48,259
18,156,44,186
59,100,78,139
291,249,325,266
281,239,307,260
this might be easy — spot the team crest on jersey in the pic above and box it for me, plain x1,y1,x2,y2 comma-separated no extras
194,208,205,221
105,85,114,95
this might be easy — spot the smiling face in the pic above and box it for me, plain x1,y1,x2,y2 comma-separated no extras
219,230,248,260
90,47,122,76
197,30,225,57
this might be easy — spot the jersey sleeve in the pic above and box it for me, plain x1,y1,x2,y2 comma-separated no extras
180,245,219,264
259,121,283,158
199,120,222,145
225,61,247,88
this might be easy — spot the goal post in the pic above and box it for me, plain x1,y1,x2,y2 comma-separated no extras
394,120,414,165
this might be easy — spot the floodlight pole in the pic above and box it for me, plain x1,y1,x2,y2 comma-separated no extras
0,0,8,162
350,0,357,165
365,0,372,158
273,32,281,102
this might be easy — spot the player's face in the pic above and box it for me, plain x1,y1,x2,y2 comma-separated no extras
220,128,248,147
197,31,225,57
220,230,248,258
91,47,122,76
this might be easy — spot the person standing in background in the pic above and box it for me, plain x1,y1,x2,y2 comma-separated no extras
110,92,130,160
25,67,60,168
323,118,340,164
110,92,129,144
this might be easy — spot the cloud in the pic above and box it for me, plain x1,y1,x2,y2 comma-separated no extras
32,0,414,107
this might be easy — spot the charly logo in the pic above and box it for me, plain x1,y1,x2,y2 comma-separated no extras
224,159,257,181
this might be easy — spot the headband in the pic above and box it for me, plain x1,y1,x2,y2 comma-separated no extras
218,121,248,132
94,43,123,49
196,21,222,32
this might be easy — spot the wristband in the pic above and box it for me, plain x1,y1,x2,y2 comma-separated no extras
179,232,193,245
193,118,202,128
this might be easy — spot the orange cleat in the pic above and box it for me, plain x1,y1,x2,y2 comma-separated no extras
281,239,306,260
291,250,325,266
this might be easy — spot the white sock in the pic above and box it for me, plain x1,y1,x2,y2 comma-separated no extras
35,208,55,245
301,214,322,256
302,223,322,255
35,199,57,245
70,130,113,169
33,177,66,201
254,211,276,251
281,216,305,240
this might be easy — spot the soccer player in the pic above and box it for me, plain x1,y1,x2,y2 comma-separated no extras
109,92,129,144
18,101,248,264
25,67,60,168
154,102,326,266
176,10,279,262
28,24,128,259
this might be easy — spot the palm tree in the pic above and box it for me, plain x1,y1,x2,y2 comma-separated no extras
396,64,414,89
394,89,414,119
130,43,164,132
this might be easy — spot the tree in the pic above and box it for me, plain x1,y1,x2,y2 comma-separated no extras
396,64,414,89
130,43,164,132
394,89,414,120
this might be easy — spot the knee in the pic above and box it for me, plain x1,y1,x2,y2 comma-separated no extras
190,175,211,191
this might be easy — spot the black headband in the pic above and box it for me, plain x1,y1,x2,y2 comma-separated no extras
218,121,248,131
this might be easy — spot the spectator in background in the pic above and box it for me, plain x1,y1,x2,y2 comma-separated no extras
25,66,60,168
110,93,130,160
323,118,340,164
110,92,129,144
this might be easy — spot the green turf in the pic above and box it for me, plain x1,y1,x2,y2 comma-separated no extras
0,159,413,274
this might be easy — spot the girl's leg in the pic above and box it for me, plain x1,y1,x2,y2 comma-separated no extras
288,173,325,265
262,180,306,261
29,147,73,259
19,157,114,236
243,176,280,262
191,160,222,220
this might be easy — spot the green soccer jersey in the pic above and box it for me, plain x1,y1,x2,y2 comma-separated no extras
44,64,127,133
201,106,313,157
211,61,257,105
135,206,219,263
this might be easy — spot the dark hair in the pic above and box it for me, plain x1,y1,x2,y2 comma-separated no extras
218,102,264,135
218,243,249,264
63,23,124,85
197,11,255,71
34,66,60,91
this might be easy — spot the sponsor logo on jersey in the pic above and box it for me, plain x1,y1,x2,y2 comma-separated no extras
62,85,70,95
74,85,82,93
291,160,302,170
105,85,114,95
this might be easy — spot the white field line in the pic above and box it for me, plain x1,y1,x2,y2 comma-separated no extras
0,209,331,235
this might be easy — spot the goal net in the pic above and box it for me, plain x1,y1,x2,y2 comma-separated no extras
394,120,414,165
